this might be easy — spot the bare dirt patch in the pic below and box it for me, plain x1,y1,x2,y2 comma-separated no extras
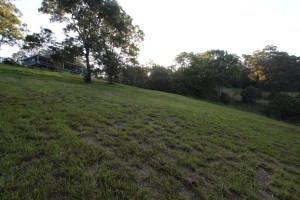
72,129,113,152
135,163,151,188
256,168,274,199
87,162,99,176
51,175,59,186
256,168,272,187
185,172,213,188
135,164,151,183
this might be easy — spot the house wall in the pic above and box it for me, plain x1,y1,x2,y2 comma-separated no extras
23,55,83,74
23,57,38,66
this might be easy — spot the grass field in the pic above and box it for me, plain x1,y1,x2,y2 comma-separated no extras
0,64,299,199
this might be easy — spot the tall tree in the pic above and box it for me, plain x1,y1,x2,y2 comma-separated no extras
174,50,241,99
247,45,300,92
0,0,26,49
200,50,241,99
92,9,144,84
174,52,207,97
39,0,144,83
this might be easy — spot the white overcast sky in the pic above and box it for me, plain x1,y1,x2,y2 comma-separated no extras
1,0,300,66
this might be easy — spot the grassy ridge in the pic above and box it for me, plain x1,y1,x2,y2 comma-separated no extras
0,64,299,199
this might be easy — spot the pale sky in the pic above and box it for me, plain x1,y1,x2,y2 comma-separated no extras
1,0,300,66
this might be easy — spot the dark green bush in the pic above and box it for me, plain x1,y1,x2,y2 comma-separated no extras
203,89,219,101
266,94,300,121
240,86,262,103
2,58,19,66
220,92,230,104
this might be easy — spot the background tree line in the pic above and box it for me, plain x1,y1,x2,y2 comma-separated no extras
117,46,300,94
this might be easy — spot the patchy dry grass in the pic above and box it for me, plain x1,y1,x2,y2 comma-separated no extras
0,64,299,199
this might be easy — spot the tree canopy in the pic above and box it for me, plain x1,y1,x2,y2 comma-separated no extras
200,50,241,98
0,0,26,49
22,27,55,54
174,50,241,99
246,45,300,92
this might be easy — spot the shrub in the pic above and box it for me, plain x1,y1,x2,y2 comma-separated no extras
240,86,262,103
203,89,219,101
220,92,230,104
2,58,19,66
266,94,300,121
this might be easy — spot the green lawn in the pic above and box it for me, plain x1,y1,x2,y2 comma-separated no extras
0,64,299,199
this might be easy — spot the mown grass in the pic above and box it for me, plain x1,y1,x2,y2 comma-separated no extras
0,64,299,199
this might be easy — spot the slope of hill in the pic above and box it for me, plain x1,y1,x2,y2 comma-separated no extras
0,64,299,199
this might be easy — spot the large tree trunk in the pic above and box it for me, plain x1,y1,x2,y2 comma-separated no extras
84,47,91,83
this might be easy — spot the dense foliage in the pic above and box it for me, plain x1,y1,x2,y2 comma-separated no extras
266,94,300,121
2,57,19,65
220,92,231,104
240,86,262,103
246,45,300,92
0,0,26,48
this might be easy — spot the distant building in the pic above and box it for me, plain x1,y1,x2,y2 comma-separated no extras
22,55,84,74
23,55,54,69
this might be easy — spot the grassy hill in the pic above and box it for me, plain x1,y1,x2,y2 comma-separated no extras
0,64,299,200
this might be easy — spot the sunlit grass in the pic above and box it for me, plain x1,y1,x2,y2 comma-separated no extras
0,64,299,199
